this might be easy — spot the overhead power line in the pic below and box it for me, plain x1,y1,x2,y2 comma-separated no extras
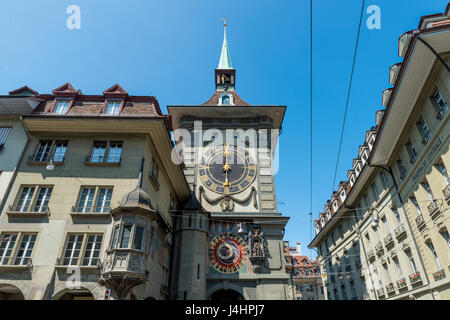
331,0,366,193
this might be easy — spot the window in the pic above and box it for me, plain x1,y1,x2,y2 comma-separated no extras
341,285,348,300
120,225,132,248
75,187,95,213
416,116,431,144
62,234,84,265
111,225,120,249
13,186,52,213
61,234,103,266
106,142,122,163
14,234,36,266
82,234,103,266
350,281,357,299
133,226,145,251
364,194,371,209
33,187,53,212
15,186,35,212
392,207,401,225
149,158,160,189
52,100,71,114
436,160,449,185
410,196,422,217
382,217,390,234
380,171,390,189
393,256,403,279
34,140,52,162
104,101,122,116
90,141,106,162
405,249,417,274
0,234,17,265
222,95,231,105
0,127,12,152
396,159,407,179
440,229,450,249
406,141,417,163
426,241,441,271
52,141,67,162
421,180,434,201
371,183,379,200
94,187,113,213
431,89,448,118
33,140,68,163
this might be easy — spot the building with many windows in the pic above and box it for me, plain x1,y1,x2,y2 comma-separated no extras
0,83,191,300
284,241,324,300
309,4,450,300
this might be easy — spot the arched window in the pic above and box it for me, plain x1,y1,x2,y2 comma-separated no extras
222,95,231,105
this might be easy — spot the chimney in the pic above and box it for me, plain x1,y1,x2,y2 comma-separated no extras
296,242,301,255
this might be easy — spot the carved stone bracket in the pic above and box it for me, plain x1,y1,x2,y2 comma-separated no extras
199,186,257,212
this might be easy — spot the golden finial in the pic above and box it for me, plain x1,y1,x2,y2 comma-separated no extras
221,17,227,27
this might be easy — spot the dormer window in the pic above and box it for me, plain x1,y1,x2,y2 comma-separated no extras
104,101,122,116
340,190,346,202
218,93,234,106
53,100,71,114
320,217,325,227
333,201,339,212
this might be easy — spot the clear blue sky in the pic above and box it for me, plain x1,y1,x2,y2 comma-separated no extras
1,0,448,257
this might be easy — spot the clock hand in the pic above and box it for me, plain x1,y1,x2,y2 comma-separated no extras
223,160,231,187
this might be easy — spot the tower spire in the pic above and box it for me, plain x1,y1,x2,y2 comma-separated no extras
218,18,233,70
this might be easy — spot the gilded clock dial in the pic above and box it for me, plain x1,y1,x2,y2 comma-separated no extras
199,144,256,195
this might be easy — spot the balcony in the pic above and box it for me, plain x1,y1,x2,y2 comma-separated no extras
376,288,385,298
6,205,49,217
375,242,384,256
70,206,111,217
84,155,121,166
383,233,394,247
415,215,425,228
443,185,450,201
385,283,395,295
99,248,149,291
367,249,375,260
409,272,422,285
394,223,407,239
427,200,441,219
396,278,407,290
432,269,446,282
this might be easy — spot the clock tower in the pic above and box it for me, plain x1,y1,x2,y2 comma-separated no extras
168,21,290,300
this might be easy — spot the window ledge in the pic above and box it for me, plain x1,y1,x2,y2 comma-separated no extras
70,212,110,218
6,211,49,218
84,160,121,167
55,265,101,273
0,264,32,272
27,160,64,166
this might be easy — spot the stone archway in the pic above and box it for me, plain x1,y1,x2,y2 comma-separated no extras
0,284,25,300
209,289,244,301
53,287,95,300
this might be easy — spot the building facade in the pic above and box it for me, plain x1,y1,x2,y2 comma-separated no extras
168,22,290,300
0,83,191,300
309,4,450,300
0,22,291,300
284,241,324,300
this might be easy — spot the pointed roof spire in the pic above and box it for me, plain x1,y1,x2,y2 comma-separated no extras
218,18,233,70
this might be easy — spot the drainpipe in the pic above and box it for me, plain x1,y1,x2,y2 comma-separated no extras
368,164,435,300
344,204,378,300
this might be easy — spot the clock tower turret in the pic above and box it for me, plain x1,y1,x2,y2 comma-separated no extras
215,19,236,92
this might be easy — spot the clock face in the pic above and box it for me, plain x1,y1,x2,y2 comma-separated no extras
199,144,256,195
209,233,247,274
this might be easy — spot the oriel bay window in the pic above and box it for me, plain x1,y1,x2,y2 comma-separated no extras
9,185,53,213
73,186,113,213
60,233,103,266
87,141,122,164
0,233,37,266
32,140,68,163
109,223,147,251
